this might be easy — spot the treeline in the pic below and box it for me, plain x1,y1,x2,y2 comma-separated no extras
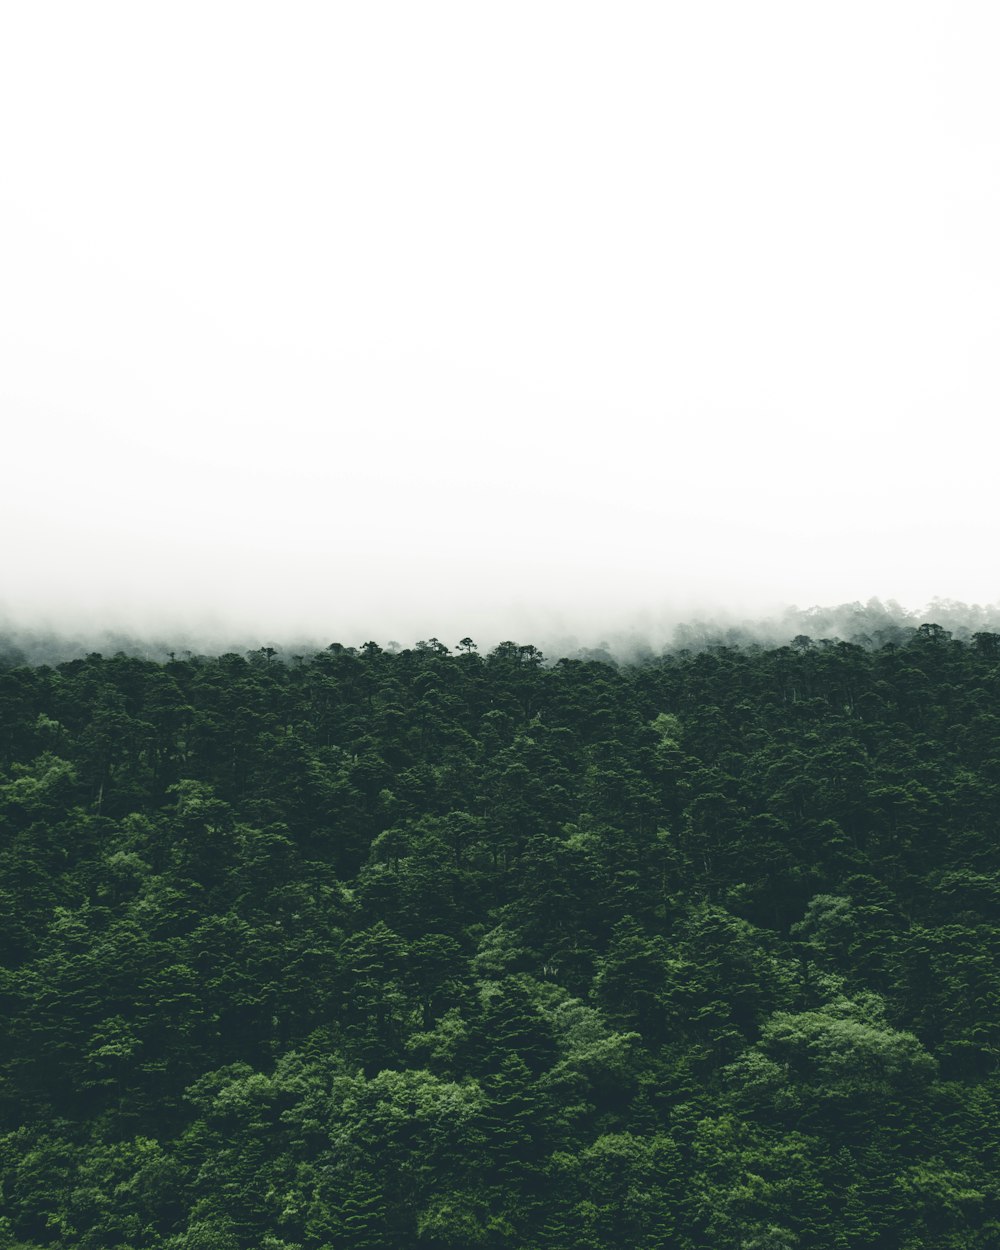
4,595,1000,669
1,627,999,1248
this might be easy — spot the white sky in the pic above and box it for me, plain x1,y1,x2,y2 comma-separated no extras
2,2,999,647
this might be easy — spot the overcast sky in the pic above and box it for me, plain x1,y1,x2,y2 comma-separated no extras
2,2,999,647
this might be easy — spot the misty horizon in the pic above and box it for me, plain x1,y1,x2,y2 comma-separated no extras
4,596,1000,668
3,4,999,660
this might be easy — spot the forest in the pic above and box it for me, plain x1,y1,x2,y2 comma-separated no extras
1,625,999,1248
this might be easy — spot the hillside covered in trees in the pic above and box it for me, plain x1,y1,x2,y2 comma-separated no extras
1,627,999,1248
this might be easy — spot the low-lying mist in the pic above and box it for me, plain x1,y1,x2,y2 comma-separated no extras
3,598,1000,668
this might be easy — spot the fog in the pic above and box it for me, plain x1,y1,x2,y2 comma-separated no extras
3,3,999,653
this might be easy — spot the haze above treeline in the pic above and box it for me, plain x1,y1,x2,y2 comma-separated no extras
4,5,1000,675
4,598,1000,668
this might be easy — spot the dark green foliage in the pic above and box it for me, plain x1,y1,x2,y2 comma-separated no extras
1,629,1000,1248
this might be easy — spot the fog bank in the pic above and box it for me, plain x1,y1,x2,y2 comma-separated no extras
3,4,999,646
4,598,1000,669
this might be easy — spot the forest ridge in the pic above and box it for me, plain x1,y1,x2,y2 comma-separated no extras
1,627,999,1248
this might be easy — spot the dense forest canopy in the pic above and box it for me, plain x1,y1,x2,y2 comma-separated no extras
1,626,999,1248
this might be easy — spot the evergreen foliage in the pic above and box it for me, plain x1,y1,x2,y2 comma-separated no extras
1,628,999,1247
